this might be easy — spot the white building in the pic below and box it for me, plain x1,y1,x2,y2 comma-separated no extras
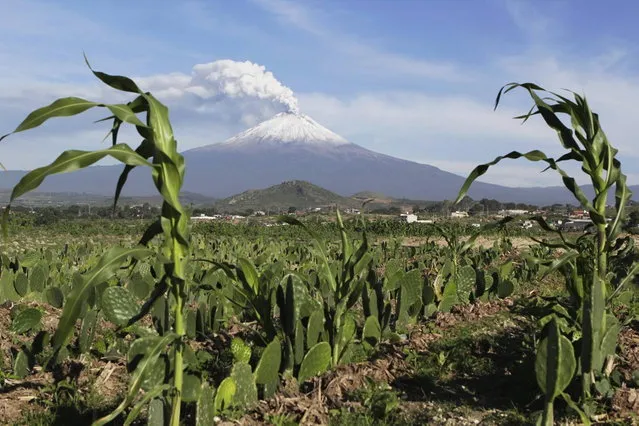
191,214,220,221
399,213,433,224
498,209,528,216
400,213,418,223
451,211,469,218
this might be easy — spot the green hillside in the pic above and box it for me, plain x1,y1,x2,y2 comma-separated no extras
215,180,360,213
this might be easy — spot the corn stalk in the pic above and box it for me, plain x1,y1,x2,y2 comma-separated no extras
0,58,190,425
456,82,636,423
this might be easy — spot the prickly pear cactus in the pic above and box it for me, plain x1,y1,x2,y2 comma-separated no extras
196,382,216,425
362,315,381,350
535,318,576,425
255,337,281,398
456,265,476,303
214,377,236,414
231,337,252,364
497,279,515,298
306,310,324,349
298,342,331,383
230,362,258,408
396,270,422,329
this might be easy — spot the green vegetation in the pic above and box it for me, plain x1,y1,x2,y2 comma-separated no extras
0,64,637,426
457,82,639,425
214,180,360,214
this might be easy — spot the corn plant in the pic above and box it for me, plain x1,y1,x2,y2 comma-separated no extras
1,59,191,425
456,82,639,423
280,210,371,367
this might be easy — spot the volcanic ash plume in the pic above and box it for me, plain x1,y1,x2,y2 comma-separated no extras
188,60,299,114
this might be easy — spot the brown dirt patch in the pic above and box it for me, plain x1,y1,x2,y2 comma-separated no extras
612,385,639,419
618,327,639,380
433,299,513,330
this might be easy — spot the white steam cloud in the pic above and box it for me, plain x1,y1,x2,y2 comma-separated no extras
138,59,299,115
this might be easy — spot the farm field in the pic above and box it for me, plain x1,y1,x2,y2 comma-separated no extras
0,217,637,426
0,61,637,426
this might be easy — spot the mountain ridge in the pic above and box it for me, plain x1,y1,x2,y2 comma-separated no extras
1,112,636,205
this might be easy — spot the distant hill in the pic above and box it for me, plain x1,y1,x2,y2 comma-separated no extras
0,190,215,207
214,180,359,213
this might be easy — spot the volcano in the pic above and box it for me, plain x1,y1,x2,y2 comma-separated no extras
179,112,560,203
0,112,614,204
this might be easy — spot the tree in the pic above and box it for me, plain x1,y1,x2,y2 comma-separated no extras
468,203,485,216
287,206,297,214
626,209,639,232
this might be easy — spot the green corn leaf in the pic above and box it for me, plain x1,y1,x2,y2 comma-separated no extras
138,219,164,247
84,54,142,94
608,172,633,241
124,385,169,426
105,104,146,128
127,339,168,391
525,216,576,250
93,333,177,426
1,145,155,237
560,392,591,426
455,150,594,218
298,342,331,383
0,97,98,141
238,258,259,294
113,139,155,211
52,246,153,350
336,209,353,265
277,215,337,292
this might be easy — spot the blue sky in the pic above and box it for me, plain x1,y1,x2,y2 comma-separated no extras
1,0,638,187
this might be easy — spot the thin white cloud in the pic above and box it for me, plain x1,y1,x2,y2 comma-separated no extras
495,50,639,158
1,0,638,191
426,159,585,188
251,0,469,81
504,0,556,42
298,91,555,152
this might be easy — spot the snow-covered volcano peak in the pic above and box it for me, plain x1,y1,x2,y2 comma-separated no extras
219,112,350,147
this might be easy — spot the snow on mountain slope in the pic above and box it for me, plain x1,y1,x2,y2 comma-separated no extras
193,112,349,150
